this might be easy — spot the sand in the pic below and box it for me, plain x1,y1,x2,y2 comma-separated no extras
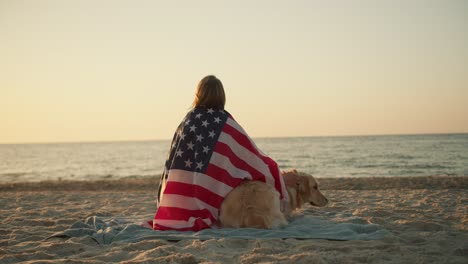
0,176,467,263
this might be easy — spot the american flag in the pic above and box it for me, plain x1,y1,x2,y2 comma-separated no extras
152,107,289,231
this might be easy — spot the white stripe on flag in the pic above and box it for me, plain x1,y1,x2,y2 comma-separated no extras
155,217,213,229
159,193,219,218
166,169,233,198
226,118,248,136
209,152,253,180
217,132,274,186
226,118,267,156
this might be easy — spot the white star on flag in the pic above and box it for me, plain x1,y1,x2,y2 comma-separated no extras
189,125,197,132
201,120,209,127
184,159,193,168
207,108,214,114
195,113,202,119
175,149,183,157
196,161,203,170
187,141,195,150
196,134,204,142
202,145,210,153
213,117,221,124
208,131,216,138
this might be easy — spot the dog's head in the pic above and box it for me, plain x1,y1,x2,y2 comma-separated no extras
284,169,328,207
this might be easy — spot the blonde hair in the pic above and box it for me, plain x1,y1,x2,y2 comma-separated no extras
192,75,226,109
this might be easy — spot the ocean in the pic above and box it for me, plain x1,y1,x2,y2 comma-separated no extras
1,134,467,183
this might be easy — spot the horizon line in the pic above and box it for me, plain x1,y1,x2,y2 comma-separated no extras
1,131,467,145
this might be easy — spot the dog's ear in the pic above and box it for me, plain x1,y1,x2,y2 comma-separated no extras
298,177,307,193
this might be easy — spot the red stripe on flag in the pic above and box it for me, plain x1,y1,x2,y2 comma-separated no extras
222,122,284,199
223,123,284,199
268,159,282,199
155,206,215,222
204,163,244,188
222,123,262,157
213,142,267,183
163,182,224,209
155,223,209,231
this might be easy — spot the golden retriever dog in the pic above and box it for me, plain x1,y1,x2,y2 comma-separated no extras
219,170,328,229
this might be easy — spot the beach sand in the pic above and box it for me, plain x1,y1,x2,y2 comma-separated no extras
1,176,467,263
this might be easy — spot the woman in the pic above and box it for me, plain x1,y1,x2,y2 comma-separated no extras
152,75,296,231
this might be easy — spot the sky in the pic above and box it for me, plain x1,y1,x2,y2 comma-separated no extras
1,0,467,144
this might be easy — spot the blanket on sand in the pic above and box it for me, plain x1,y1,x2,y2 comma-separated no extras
48,215,391,244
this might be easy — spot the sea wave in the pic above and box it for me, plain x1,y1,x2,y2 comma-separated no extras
1,134,467,182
